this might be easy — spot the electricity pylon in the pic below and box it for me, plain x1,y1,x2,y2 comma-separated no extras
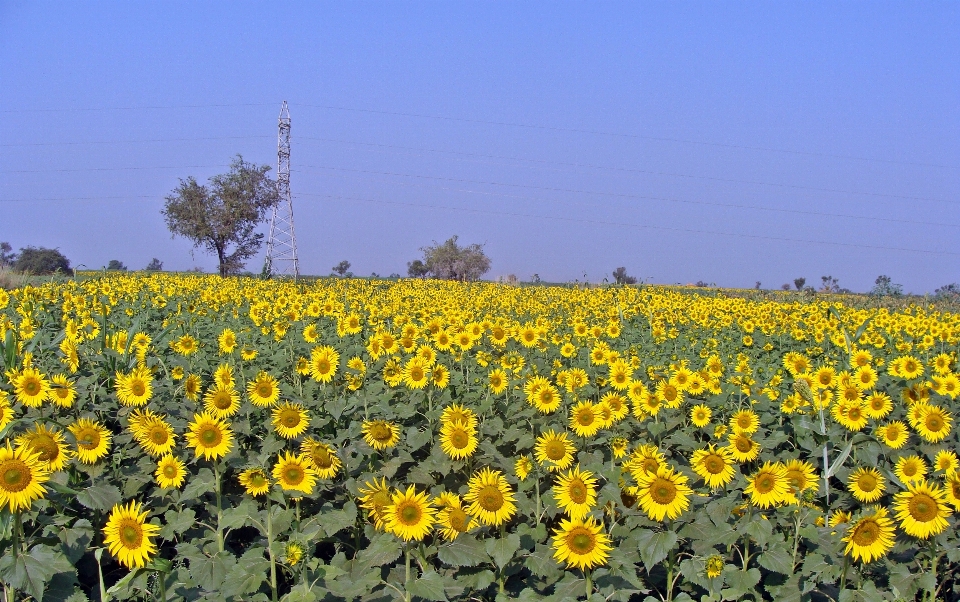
264,101,300,278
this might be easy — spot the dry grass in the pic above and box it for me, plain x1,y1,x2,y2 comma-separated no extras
0,266,31,290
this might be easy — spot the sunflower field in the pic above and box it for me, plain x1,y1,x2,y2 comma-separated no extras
1,275,959,602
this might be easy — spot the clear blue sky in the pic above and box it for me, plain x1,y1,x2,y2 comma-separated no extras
1,1,958,292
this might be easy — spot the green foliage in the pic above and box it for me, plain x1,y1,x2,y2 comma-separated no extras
12,246,72,275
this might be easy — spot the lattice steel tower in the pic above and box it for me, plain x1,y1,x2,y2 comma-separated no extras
265,101,300,278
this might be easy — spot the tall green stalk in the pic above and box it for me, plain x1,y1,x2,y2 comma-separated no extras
266,496,278,602
213,461,224,552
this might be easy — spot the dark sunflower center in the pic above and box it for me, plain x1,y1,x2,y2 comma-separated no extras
399,502,421,525
120,521,143,547
704,455,725,475
285,467,304,485
545,441,566,461
281,410,300,428
909,493,938,522
787,471,805,490
735,437,752,453
642,458,660,474
257,383,273,397
857,474,877,492
450,429,469,449
150,428,169,445
23,378,40,395
315,359,330,373
737,416,752,429
926,415,944,431
78,430,99,449
755,474,775,494
848,407,862,420
903,463,918,477
852,520,879,546
568,480,588,504
2,461,29,491
576,410,594,426
567,529,595,554
448,508,468,531
200,426,221,446
478,485,504,511
214,392,233,410
650,477,677,504
163,464,177,478
370,424,391,441
131,381,146,397
32,434,59,462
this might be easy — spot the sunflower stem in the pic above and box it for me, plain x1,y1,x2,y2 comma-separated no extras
585,568,593,600
535,474,541,525
266,496,278,602
213,461,224,553
839,554,849,594
665,545,675,602
928,539,938,602
158,570,167,601
404,544,412,602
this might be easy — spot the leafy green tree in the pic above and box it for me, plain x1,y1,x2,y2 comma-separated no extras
106,259,127,271
870,275,903,297
145,258,163,271
0,242,16,267
418,235,491,281
162,156,279,276
332,260,351,277
793,277,806,290
612,267,637,284
406,259,428,278
13,247,72,275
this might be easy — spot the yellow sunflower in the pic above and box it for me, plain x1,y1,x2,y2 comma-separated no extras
464,467,517,527
569,402,601,438
934,450,958,475
783,459,818,497
843,507,895,563
185,412,233,460
553,465,598,520
0,443,50,511
944,473,960,510
155,455,186,489
690,445,736,489
362,420,401,450
727,433,761,463
535,430,575,472
488,369,509,395
102,500,161,569
309,345,339,383
0,393,13,432
864,392,893,419
515,456,533,481
272,402,310,439
239,467,272,496
272,452,317,494
634,465,693,521
876,421,909,449
847,467,885,503
300,438,341,479
383,485,436,541
551,517,612,571
203,384,241,419
893,480,952,539
218,328,237,353
915,405,952,443
68,418,111,464
131,412,177,457
216,364,237,389
745,462,790,509
437,494,473,541
610,437,629,459
690,404,712,428
358,477,393,529
894,455,927,484
439,420,478,460
115,365,153,407
440,404,477,429
247,371,280,407
531,383,562,414
402,358,429,390
13,366,50,407
183,373,202,401
729,409,760,435
15,423,72,471
49,374,76,408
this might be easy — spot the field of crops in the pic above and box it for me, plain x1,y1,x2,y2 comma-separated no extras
0,275,958,602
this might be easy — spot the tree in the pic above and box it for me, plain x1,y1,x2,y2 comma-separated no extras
106,260,127,271
612,267,637,285
934,283,960,301
0,242,16,268
781,283,791,290
13,247,72,275
870,275,903,297
332,260,351,277
793,277,806,290
820,276,840,293
145,258,163,271
162,156,280,277
418,236,491,281
407,260,429,278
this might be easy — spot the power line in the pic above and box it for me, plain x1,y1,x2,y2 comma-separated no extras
298,136,957,205
0,135,271,147
296,164,960,226
1,103,274,113
5,100,955,170
296,104,960,170
0,195,156,204
302,192,959,257
1,164,226,174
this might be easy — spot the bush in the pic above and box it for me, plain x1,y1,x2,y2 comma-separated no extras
13,246,73,275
